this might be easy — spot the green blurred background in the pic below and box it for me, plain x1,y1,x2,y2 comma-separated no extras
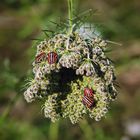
0,0,140,140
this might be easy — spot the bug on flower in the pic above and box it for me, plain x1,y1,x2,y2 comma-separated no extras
84,88,93,97
82,95,94,108
35,52,46,64
47,52,58,64
82,87,94,108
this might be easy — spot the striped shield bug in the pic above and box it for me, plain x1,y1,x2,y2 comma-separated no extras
82,96,94,108
35,52,46,64
47,52,58,64
84,88,93,97
82,87,94,108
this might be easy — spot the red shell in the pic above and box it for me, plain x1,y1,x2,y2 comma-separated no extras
84,88,93,97
47,52,58,64
35,52,46,63
82,87,94,108
82,96,94,108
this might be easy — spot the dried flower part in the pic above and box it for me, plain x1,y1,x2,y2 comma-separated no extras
24,27,118,124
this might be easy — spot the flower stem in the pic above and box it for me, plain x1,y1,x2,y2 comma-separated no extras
68,0,73,33
49,120,59,140
79,119,94,140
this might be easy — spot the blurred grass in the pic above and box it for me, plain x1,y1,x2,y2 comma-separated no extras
0,0,140,140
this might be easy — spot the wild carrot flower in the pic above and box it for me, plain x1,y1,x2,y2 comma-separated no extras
23,22,118,124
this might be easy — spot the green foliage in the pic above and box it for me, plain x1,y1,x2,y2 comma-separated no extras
0,59,19,93
0,119,46,140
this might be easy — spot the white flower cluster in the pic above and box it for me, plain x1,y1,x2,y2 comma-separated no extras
59,52,81,68
23,28,118,123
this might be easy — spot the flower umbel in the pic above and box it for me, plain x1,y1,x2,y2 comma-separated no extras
23,23,118,124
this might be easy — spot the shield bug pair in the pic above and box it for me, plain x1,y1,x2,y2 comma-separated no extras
35,52,58,64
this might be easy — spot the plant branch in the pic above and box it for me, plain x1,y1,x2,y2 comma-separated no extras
68,0,73,33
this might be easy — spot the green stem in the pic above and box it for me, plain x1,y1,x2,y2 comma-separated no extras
79,119,94,140
68,0,73,33
49,121,59,140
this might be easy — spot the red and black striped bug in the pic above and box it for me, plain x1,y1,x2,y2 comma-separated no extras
82,88,94,108
84,88,93,97
35,52,46,64
47,52,58,64
82,96,94,108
